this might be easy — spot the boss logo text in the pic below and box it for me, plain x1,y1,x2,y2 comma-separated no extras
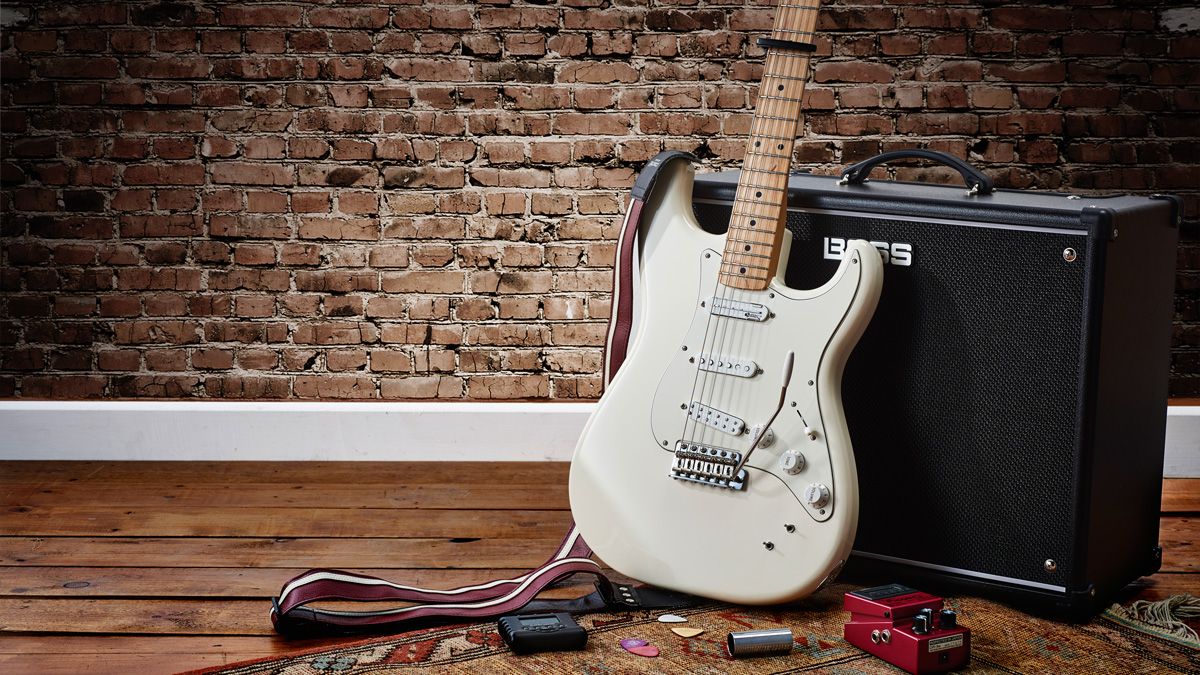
823,237,913,267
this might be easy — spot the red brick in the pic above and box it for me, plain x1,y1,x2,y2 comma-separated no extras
560,62,639,84
989,7,1070,31
466,374,549,399
220,5,302,26
308,7,389,29
211,162,293,186
293,322,379,346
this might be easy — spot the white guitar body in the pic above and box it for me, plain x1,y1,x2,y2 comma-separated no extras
569,160,884,604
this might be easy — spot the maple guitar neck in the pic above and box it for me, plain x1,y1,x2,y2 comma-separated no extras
719,1,821,291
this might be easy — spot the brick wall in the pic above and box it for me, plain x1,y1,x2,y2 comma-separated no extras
1,1,1197,400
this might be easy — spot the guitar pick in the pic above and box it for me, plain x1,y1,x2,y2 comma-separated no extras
619,639,648,649
672,627,704,638
626,645,660,658
657,614,687,623
619,638,659,657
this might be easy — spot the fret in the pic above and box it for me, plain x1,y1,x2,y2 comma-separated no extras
756,94,804,104
730,193,787,206
733,182,787,194
722,249,773,262
728,218,784,231
726,224,779,237
734,183,792,196
763,73,814,83
765,51,815,63
730,208,787,222
740,167,793,177
725,234,779,249
746,132,800,143
772,27,816,37
744,150,792,161
777,2,821,9
753,113,804,123
721,259,771,273
730,190,789,205
726,224,778,237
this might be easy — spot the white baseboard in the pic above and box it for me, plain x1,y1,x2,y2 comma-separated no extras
1165,406,1200,478
0,401,595,462
0,402,1195,475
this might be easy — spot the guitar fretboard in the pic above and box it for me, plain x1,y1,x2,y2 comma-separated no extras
718,2,821,291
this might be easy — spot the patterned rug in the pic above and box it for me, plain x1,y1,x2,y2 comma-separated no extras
187,584,1200,674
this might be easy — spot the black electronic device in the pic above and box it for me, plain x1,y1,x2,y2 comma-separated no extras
690,150,1179,617
497,613,588,654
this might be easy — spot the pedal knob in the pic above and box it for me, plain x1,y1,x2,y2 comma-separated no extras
803,483,830,509
779,450,805,474
912,613,931,635
939,609,957,629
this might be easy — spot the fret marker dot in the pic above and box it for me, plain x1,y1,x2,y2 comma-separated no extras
744,245,751,251
749,219,756,226
755,191,762,197
740,267,747,274
778,144,784,150
754,141,761,147
777,84,784,91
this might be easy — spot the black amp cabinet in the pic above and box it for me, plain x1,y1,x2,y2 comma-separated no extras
690,159,1180,617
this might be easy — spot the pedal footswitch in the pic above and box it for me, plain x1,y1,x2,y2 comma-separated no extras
844,584,970,674
497,612,588,655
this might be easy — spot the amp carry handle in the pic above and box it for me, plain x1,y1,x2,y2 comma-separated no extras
839,148,995,196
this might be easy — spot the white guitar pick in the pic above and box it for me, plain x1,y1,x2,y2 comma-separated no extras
657,614,687,623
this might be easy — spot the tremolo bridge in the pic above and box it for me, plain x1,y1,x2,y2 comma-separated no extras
670,441,747,490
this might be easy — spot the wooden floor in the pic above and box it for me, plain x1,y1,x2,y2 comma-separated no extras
0,462,1195,674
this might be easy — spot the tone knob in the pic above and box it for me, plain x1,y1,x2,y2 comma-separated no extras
803,483,830,509
749,425,775,448
779,450,805,474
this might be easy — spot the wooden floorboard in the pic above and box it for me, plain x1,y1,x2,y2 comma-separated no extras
0,536,567,568
0,506,574,538
0,483,571,510
1,462,1195,674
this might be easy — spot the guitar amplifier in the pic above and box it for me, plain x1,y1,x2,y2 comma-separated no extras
689,151,1180,616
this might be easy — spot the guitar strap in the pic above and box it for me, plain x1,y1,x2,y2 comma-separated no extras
272,151,699,636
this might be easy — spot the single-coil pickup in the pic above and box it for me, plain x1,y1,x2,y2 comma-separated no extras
697,353,758,378
710,297,769,322
670,442,746,490
688,402,745,435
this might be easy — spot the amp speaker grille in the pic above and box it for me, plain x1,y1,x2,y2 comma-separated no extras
693,201,1090,587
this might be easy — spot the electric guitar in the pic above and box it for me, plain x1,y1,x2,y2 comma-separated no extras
568,0,884,605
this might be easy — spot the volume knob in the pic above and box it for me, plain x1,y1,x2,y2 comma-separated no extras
803,483,830,509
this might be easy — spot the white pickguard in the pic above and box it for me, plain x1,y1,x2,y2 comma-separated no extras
569,160,884,605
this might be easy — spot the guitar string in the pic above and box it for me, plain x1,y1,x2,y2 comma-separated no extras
681,9,815,461
710,22,815,457
702,48,808,457
682,16,812,456
681,10,815,454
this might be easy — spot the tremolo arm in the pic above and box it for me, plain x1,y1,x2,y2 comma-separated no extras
731,351,794,477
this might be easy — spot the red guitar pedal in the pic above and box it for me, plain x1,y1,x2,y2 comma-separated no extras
844,584,970,674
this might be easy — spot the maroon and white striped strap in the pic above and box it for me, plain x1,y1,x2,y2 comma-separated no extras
271,151,694,636
272,527,603,632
